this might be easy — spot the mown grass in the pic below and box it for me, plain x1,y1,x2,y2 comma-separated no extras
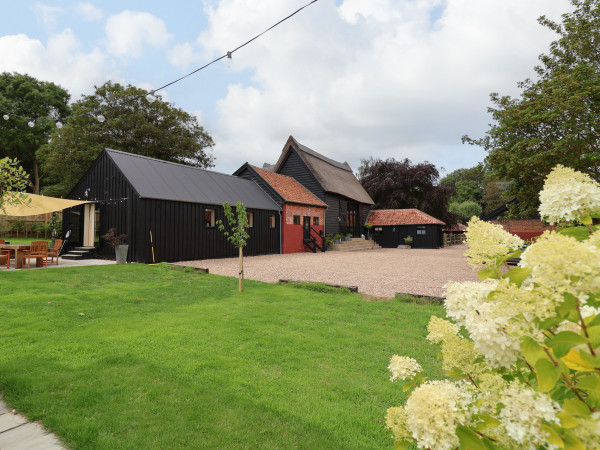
0,264,444,449
0,237,38,244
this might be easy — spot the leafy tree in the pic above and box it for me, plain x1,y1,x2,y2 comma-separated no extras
358,157,456,225
216,201,249,292
0,157,30,212
464,0,600,217
448,200,482,223
0,72,70,194
38,81,215,197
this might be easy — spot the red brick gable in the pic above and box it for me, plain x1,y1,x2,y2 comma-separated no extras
367,209,445,226
251,165,327,208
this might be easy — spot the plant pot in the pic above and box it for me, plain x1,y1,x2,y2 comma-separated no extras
115,244,129,264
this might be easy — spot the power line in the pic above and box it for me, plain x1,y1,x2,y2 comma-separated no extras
1,0,321,126
150,0,320,94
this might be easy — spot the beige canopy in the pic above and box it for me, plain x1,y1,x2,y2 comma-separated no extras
1,193,91,216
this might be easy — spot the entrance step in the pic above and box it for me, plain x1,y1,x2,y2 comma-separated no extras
62,246,96,260
328,238,381,252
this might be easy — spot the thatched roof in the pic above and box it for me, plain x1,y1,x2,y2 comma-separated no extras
273,136,374,205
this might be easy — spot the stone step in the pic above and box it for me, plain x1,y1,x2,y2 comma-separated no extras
61,254,86,260
329,239,381,252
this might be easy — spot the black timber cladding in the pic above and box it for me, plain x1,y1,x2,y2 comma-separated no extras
234,164,284,208
277,148,325,201
372,224,443,249
65,149,281,263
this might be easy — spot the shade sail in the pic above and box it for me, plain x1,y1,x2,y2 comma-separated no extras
1,193,91,216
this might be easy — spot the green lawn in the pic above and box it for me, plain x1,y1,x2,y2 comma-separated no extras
0,264,443,449
0,237,39,244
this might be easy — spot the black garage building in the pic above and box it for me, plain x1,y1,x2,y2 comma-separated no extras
367,209,445,249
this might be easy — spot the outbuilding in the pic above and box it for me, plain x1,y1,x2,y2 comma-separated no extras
63,149,281,263
367,209,445,249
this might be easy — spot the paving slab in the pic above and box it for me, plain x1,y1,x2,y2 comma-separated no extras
0,400,66,449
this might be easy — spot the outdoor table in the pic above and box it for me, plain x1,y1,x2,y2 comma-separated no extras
0,244,45,269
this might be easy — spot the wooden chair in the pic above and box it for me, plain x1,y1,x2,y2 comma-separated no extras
23,241,49,269
0,250,10,269
47,239,63,265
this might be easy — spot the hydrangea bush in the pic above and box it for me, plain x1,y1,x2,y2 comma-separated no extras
386,165,600,449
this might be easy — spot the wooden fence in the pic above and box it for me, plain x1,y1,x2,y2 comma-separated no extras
443,233,465,247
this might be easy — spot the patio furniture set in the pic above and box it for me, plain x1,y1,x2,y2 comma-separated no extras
0,239,62,270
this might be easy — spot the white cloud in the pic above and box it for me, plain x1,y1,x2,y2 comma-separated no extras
194,0,573,175
75,3,103,22
0,30,111,100
31,3,63,31
105,10,172,59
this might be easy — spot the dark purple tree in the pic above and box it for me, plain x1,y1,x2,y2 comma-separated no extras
358,157,457,225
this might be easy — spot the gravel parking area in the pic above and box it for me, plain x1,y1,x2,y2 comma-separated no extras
174,244,479,299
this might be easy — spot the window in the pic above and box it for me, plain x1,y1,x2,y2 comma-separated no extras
205,209,215,228
313,217,319,226
246,212,254,228
269,214,276,228
293,215,300,225
417,226,426,235
374,226,383,235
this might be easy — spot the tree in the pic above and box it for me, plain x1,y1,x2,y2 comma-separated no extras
464,0,600,217
0,72,70,194
448,200,482,223
358,157,457,225
216,201,249,292
0,157,30,213
37,81,215,197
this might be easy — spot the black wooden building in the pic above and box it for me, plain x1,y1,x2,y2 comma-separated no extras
367,209,445,249
63,149,281,263
266,136,374,237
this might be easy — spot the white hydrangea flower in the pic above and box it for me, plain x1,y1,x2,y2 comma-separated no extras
520,231,600,300
463,302,521,368
538,165,600,224
464,217,524,268
404,380,475,450
498,381,560,448
426,316,459,344
388,355,422,381
571,412,600,450
444,280,498,328
385,407,411,442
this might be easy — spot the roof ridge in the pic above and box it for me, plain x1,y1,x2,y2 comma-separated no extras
104,148,240,179
292,140,352,172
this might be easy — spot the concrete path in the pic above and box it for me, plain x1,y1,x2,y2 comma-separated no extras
0,399,65,449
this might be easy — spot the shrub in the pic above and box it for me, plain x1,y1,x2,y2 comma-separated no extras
385,165,600,450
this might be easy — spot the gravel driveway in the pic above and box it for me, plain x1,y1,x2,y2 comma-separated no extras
174,244,479,299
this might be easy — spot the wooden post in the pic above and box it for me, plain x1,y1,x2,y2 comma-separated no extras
238,246,244,292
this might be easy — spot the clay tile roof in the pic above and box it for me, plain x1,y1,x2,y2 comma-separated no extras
367,209,446,226
251,165,327,208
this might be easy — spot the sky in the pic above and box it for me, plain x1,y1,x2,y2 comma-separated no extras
0,0,574,177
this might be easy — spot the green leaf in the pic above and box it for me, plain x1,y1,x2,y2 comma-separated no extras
587,313,600,328
557,294,577,319
577,376,600,404
456,425,487,450
521,337,546,366
535,359,561,392
394,439,411,450
472,414,501,432
587,325,600,348
502,267,531,287
561,349,596,372
541,425,564,448
563,433,586,450
478,268,498,281
445,368,465,379
563,398,591,418
548,331,587,359
580,214,593,225
556,411,579,429
558,226,591,241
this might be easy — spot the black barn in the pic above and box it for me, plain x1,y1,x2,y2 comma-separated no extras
367,209,445,249
268,136,374,237
63,149,281,263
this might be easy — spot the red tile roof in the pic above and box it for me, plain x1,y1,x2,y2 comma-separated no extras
251,165,327,208
367,209,446,226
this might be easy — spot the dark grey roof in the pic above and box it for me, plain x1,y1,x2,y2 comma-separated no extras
105,149,280,210
274,136,374,205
